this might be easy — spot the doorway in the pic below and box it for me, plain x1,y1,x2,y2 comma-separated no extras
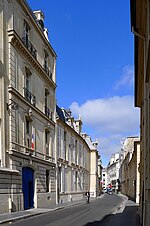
22,167,34,210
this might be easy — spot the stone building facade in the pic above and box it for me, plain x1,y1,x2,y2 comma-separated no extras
130,0,150,225
0,0,57,213
107,153,120,192
120,137,140,203
56,106,100,203
0,0,101,214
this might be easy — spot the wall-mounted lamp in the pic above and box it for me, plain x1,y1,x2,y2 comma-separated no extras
7,101,19,110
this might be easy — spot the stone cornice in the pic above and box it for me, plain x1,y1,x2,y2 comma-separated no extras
8,29,56,91
8,149,56,167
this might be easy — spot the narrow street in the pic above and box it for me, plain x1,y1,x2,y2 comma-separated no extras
3,194,124,226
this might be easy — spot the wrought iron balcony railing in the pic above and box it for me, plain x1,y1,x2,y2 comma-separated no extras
24,87,36,106
43,64,49,76
43,64,52,79
22,37,37,59
44,106,53,120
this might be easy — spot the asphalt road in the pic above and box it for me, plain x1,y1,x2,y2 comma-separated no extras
4,194,124,226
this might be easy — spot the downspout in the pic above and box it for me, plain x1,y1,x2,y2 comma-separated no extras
131,25,145,226
131,26,145,41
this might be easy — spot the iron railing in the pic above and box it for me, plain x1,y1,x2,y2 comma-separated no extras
22,37,37,59
24,87,36,106
43,64,52,79
44,106,53,120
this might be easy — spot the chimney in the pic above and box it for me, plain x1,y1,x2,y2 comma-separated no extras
33,10,45,31
75,118,82,134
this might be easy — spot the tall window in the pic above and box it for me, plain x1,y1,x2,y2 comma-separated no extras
24,21,30,43
25,118,31,147
75,171,78,191
75,140,77,164
64,131,66,160
46,170,49,192
45,130,49,155
44,51,48,68
45,90,48,108
57,127,61,158
26,72,30,91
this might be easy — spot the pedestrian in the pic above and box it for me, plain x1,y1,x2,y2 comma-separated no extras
85,191,90,204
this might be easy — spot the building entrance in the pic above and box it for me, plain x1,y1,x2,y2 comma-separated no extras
22,167,34,210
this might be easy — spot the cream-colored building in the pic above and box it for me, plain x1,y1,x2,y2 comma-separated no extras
107,153,120,192
0,0,101,214
130,0,150,225
56,106,100,203
120,138,140,203
0,0,57,213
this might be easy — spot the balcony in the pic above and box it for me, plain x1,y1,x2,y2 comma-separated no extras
44,106,53,120
43,64,52,79
22,37,37,59
24,87,36,106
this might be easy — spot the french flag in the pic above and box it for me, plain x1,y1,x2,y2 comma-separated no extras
31,133,34,150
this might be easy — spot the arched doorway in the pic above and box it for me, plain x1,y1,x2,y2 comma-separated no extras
22,167,34,210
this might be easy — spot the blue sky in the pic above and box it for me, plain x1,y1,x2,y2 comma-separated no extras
28,0,139,166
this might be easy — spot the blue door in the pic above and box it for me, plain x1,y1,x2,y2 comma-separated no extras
22,167,34,210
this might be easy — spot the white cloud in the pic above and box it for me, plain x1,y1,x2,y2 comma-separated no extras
114,65,134,89
70,95,139,134
70,95,140,166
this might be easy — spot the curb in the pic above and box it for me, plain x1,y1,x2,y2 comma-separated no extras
0,195,105,224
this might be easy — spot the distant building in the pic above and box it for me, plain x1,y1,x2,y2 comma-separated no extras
107,153,120,192
56,106,100,203
120,137,140,202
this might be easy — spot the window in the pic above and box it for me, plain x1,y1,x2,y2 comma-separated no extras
26,118,30,134
43,51,49,75
24,69,36,106
23,21,37,59
24,21,30,41
45,90,48,108
44,89,51,119
46,170,49,192
64,131,66,160
45,130,49,155
44,51,48,68
75,171,78,191
26,72,30,91
25,118,31,147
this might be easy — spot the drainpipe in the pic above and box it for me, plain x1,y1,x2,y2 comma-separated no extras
131,27,145,40
131,25,146,226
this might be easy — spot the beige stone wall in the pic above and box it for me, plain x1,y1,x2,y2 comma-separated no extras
0,168,23,214
0,0,57,212
56,118,98,203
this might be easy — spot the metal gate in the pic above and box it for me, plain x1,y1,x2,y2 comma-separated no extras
22,167,34,210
